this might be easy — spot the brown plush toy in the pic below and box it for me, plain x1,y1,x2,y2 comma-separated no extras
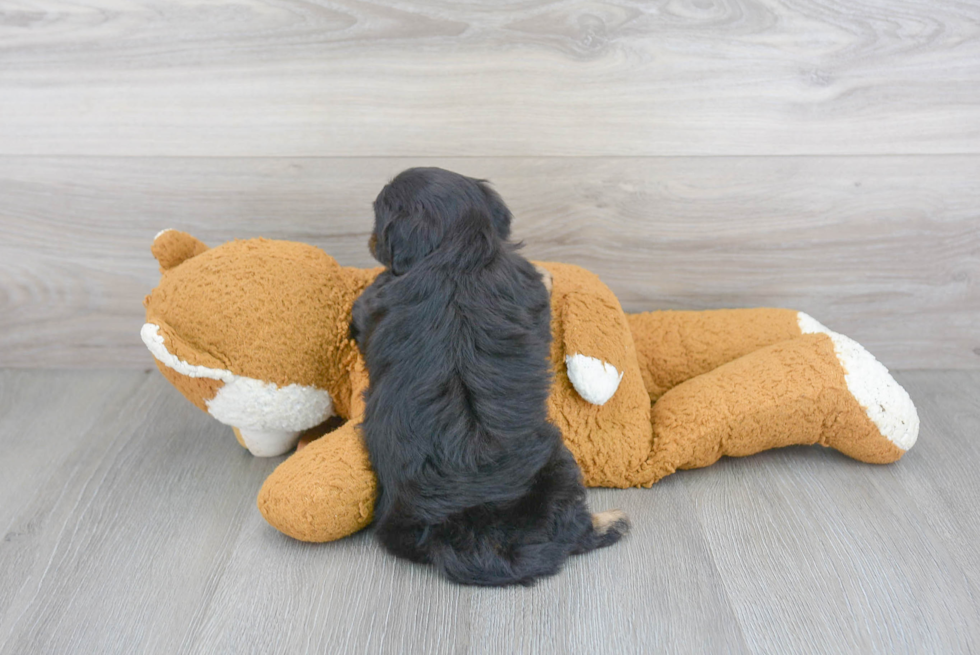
143,230,919,543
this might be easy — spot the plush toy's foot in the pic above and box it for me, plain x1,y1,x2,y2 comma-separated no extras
798,314,918,453
257,422,376,542
641,331,918,484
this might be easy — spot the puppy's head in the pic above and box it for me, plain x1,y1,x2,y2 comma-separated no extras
371,167,513,274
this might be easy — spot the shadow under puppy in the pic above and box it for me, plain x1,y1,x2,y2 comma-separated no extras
350,167,629,586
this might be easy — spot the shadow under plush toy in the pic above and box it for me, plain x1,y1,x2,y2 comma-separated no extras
142,230,919,543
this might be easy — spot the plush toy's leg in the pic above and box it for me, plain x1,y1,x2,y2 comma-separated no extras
627,308,812,401
257,421,377,542
639,331,919,484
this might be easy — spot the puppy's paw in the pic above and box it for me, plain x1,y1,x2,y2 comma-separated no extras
591,509,630,548
534,264,553,295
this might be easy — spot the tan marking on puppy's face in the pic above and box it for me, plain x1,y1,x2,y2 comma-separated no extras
369,233,378,259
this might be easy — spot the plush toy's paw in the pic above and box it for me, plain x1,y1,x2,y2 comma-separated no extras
798,313,919,452
257,423,377,542
564,354,624,405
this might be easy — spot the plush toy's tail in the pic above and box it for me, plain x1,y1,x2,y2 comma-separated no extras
640,330,918,484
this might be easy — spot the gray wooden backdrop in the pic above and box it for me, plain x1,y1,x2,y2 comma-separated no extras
1,0,978,370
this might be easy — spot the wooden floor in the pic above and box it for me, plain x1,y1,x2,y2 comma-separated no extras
0,368,977,654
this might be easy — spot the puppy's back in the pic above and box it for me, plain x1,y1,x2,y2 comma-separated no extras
361,177,629,585
363,210,556,513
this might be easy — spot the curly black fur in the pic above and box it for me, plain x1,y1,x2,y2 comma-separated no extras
351,167,629,586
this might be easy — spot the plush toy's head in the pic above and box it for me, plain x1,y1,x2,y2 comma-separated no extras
141,230,378,456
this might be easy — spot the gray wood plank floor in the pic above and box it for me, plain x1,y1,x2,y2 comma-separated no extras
0,368,977,654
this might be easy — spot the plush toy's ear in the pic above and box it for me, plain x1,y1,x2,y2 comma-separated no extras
151,229,209,272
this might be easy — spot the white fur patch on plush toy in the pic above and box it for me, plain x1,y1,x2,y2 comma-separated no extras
797,312,919,451
207,378,333,456
565,354,623,406
141,323,235,382
141,323,334,456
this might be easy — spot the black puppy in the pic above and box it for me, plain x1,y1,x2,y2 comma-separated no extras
351,167,629,586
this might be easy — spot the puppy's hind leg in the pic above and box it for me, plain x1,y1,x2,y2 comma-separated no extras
543,440,630,555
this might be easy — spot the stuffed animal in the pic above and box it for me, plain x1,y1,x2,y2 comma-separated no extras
142,230,919,542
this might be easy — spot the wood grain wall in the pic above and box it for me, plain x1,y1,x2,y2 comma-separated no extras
0,0,977,369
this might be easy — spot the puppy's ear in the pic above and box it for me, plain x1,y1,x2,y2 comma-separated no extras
477,180,513,241
442,208,499,271
375,202,445,275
